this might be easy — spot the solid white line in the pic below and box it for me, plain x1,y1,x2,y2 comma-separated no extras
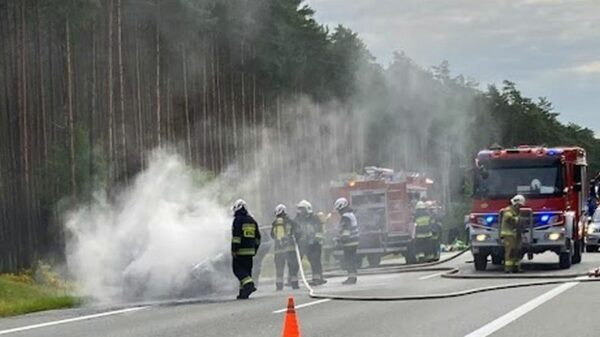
464,281,580,337
0,306,149,335
419,271,447,280
272,299,332,314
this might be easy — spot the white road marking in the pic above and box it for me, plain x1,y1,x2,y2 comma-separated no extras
0,306,149,335
419,271,447,280
464,280,581,337
272,299,332,314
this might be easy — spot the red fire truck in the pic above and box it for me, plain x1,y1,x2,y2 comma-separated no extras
469,145,588,270
329,167,437,266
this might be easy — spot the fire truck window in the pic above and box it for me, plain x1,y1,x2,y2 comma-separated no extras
476,166,562,198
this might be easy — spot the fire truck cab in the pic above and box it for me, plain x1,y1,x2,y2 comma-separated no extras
330,167,437,267
469,145,588,270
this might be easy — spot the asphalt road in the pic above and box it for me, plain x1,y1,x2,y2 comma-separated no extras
2,251,600,337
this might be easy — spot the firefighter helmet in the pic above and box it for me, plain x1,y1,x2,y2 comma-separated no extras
334,197,349,211
297,200,313,213
511,194,526,206
232,199,247,213
274,204,287,216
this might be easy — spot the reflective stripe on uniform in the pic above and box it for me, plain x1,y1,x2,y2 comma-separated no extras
416,233,432,238
343,241,359,247
241,276,253,286
232,236,242,244
237,248,256,255
501,230,516,237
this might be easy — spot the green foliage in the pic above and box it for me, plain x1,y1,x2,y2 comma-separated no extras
0,273,78,317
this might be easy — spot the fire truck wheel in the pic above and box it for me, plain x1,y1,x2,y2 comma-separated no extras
491,254,503,265
586,245,598,253
474,253,488,271
559,252,572,269
572,240,582,264
367,254,382,267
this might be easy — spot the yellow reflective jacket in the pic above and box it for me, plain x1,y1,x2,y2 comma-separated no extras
500,206,519,237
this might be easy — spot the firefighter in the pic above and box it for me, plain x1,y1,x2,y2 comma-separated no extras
294,200,327,286
271,204,300,290
334,197,359,285
414,201,434,261
501,195,525,273
427,202,442,260
231,199,261,299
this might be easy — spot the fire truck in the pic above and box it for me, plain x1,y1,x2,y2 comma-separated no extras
329,167,438,267
468,145,588,270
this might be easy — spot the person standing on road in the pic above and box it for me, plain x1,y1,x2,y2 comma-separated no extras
334,197,359,285
271,204,300,290
231,199,261,299
294,200,327,286
501,195,525,273
414,201,434,261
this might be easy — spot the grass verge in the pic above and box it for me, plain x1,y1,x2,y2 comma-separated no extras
0,275,79,317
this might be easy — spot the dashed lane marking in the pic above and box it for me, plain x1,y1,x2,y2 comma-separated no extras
0,306,150,335
272,299,332,314
464,278,583,337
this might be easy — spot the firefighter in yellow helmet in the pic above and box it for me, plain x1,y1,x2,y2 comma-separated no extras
270,204,300,290
501,195,525,273
414,201,433,262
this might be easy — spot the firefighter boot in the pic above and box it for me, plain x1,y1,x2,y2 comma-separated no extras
276,282,284,291
342,277,357,285
291,281,300,290
237,283,257,300
310,279,327,286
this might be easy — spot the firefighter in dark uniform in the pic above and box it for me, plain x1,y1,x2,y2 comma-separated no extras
271,204,300,290
294,200,327,286
334,197,359,285
427,202,443,260
414,201,434,261
501,195,525,273
231,199,261,299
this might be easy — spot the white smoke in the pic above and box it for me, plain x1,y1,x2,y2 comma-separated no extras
65,149,235,303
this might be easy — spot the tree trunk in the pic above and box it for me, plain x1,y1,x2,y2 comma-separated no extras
155,2,161,147
90,22,97,176
107,0,115,179
117,0,127,181
134,14,143,168
182,44,191,162
36,2,47,169
65,16,76,197
202,43,209,168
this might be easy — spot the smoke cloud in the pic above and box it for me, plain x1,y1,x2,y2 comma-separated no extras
65,150,236,302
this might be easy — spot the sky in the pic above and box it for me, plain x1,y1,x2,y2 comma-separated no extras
305,0,600,135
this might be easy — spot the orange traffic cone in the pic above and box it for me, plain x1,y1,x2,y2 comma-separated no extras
281,296,302,337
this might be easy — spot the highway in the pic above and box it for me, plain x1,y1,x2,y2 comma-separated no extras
2,251,600,337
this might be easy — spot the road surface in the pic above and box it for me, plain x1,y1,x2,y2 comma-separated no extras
2,251,600,337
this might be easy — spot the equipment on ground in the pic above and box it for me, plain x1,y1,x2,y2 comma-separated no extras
469,145,588,270
329,167,438,267
585,209,600,252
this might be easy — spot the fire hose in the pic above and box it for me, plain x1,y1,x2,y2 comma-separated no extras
293,244,600,301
